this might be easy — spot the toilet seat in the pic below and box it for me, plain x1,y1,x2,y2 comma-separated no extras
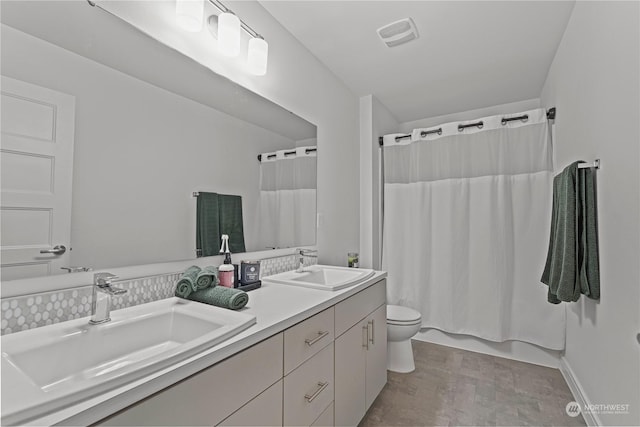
387,305,421,325
387,318,422,326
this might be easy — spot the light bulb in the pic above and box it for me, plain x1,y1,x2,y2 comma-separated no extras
248,37,268,76
218,11,241,57
175,0,204,32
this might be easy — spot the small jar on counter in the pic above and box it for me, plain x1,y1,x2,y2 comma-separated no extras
218,264,235,287
348,252,359,268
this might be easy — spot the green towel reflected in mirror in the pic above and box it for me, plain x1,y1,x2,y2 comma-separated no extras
196,192,246,257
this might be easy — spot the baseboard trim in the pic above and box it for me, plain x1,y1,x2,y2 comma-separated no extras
559,356,601,426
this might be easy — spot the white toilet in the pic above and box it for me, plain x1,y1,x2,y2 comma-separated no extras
386,305,422,373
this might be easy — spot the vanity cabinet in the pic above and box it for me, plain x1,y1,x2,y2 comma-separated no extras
334,281,387,426
97,279,386,427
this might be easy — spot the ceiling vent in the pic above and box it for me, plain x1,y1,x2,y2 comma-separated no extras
377,18,419,48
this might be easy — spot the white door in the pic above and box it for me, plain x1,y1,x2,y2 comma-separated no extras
1,76,76,281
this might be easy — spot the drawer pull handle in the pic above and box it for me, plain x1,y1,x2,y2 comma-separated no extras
368,319,375,345
305,330,329,346
304,381,329,403
362,325,369,350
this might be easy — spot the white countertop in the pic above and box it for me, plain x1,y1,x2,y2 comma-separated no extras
13,271,386,426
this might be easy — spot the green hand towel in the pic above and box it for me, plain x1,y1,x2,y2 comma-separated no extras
541,161,600,303
196,192,221,257
218,194,246,253
175,265,202,298
185,286,249,310
577,165,600,299
196,265,218,290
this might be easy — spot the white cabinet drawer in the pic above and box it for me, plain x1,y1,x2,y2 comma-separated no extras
100,333,284,426
284,307,334,375
335,279,386,337
218,379,283,426
284,342,334,426
311,402,334,427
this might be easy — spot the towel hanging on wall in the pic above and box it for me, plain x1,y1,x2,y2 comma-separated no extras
541,161,600,303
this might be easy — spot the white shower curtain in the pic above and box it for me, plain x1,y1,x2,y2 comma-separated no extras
382,108,565,350
257,146,316,249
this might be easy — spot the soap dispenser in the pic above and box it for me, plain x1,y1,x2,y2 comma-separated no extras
218,235,235,287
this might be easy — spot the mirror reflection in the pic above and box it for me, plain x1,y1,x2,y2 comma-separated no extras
0,1,317,281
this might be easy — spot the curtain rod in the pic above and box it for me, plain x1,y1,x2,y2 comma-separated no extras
378,107,557,146
257,147,317,162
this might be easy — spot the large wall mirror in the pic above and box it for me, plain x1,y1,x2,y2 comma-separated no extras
0,1,317,281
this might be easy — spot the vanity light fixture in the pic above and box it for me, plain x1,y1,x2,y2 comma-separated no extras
175,0,205,32
248,36,268,76
218,10,241,57
187,0,269,75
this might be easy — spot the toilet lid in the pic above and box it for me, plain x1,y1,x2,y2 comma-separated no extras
387,305,421,323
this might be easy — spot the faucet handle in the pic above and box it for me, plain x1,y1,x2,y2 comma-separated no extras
296,248,318,256
61,266,92,273
94,272,118,286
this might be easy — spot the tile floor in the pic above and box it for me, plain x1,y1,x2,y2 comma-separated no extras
360,340,586,426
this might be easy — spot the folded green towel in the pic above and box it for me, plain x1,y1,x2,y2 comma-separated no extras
184,286,249,310
196,266,218,290
175,265,202,298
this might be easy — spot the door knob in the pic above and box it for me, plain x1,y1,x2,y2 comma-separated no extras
40,245,66,255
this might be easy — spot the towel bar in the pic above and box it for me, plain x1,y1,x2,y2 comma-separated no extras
578,159,600,169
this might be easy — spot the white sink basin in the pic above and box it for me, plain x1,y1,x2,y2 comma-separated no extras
1,297,256,425
263,265,375,291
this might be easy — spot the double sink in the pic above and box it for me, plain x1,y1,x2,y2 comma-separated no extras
1,264,374,424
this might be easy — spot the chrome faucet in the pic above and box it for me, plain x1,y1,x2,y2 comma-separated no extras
296,248,318,273
89,272,128,325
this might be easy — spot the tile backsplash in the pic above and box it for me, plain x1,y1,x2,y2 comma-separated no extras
260,253,315,276
1,272,181,335
1,254,314,336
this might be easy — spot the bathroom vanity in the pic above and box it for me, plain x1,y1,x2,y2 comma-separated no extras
3,273,386,426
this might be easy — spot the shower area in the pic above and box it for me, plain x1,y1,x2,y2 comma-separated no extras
379,106,595,355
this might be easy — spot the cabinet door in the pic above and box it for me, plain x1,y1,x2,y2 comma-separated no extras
335,280,386,337
365,305,387,410
218,380,283,426
311,402,333,427
334,320,367,426
284,307,334,375
284,343,334,427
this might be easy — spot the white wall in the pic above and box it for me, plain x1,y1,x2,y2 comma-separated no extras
540,2,640,425
1,25,296,270
359,95,399,269
399,98,541,133
359,97,374,269
371,97,399,269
